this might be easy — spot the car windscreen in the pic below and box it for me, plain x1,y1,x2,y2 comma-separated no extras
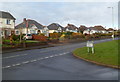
27,34,32,36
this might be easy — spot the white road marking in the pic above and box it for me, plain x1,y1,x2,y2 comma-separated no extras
45,57,49,59
15,63,21,66
2,52,70,69
3,66,11,69
12,64,16,66
22,61,29,64
3,54,28,59
50,55,54,57
31,60,37,62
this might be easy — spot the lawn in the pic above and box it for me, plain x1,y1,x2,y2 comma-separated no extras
73,40,119,66
25,40,39,43
2,40,40,48
3,39,40,43
2,44,13,47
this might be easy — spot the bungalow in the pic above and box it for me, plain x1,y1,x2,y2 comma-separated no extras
47,23,64,33
65,24,78,33
78,25,87,33
15,18,49,36
0,11,16,38
94,25,107,33
107,28,114,33
83,27,98,34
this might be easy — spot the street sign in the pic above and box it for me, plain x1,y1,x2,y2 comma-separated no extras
87,41,93,47
86,41,94,54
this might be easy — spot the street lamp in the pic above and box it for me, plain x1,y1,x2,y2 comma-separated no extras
108,7,115,40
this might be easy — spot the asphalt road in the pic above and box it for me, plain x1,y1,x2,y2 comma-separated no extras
2,38,119,80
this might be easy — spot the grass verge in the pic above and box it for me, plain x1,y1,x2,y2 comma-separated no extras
73,40,119,67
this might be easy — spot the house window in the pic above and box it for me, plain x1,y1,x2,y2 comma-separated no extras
30,30,36,34
6,19,11,25
16,30,20,35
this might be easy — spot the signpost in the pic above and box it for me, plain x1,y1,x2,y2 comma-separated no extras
86,41,94,54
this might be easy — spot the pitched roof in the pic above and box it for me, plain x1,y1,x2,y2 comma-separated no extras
107,28,114,31
15,19,44,29
47,23,63,30
65,24,78,30
0,11,16,20
79,25,87,31
89,27,98,30
94,25,106,30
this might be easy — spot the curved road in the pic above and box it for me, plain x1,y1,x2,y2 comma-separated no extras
2,38,119,80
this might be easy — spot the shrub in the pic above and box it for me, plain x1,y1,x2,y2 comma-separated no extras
66,32,73,35
49,33,62,39
39,33,45,36
71,33,85,39
11,34,19,41
32,35,47,42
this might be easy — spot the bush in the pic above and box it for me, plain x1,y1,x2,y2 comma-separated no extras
49,33,62,39
32,35,47,42
71,33,85,39
39,33,45,36
66,32,73,35
12,34,19,41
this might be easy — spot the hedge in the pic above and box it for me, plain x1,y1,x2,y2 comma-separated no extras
32,35,47,42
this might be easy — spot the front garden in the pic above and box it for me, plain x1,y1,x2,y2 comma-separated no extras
1,31,119,49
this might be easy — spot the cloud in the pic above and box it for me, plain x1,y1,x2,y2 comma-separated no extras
0,2,118,29
0,0,119,2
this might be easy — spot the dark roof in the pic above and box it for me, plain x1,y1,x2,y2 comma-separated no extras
47,23,63,30
79,25,87,31
89,27,98,30
0,11,16,20
15,19,44,29
94,25,106,30
107,28,114,31
65,24,78,30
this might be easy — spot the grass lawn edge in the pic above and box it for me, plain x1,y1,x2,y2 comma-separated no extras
72,53,120,69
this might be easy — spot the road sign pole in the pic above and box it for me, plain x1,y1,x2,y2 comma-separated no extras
88,47,90,53
92,47,94,54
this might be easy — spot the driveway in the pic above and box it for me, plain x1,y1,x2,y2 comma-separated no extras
2,38,119,80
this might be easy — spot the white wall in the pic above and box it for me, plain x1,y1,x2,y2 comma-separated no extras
83,30,98,34
0,18,15,37
0,18,15,29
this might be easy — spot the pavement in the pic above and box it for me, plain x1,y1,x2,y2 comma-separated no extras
2,38,119,80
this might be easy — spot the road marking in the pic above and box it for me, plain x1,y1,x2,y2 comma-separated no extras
50,55,54,57
12,64,16,66
3,54,28,59
2,66,11,69
45,57,49,59
2,52,70,69
22,61,29,64
15,63,21,66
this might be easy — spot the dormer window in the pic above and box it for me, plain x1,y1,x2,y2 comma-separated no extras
6,19,11,25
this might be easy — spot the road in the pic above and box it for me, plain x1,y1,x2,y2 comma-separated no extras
2,38,119,80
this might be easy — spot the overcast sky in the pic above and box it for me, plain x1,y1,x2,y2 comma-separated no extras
0,1,118,29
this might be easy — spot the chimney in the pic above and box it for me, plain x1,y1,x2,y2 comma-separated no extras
23,18,26,22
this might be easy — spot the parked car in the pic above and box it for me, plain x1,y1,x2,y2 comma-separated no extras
23,34,32,40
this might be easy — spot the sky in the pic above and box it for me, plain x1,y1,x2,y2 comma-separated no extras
0,1,119,29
